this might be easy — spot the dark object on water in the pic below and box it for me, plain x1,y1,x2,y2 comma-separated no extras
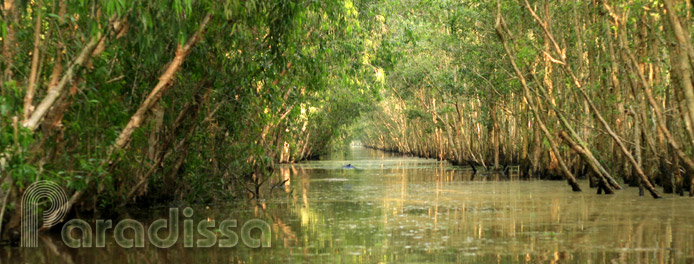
342,164,356,169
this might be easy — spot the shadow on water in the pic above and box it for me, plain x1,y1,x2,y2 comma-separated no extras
3,146,694,263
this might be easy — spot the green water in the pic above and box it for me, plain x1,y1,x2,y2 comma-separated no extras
4,147,694,263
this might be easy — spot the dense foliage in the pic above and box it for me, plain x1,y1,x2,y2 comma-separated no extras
359,0,694,198
0,0,380,234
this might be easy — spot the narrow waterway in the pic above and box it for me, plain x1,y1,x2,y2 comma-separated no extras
4,146,694,263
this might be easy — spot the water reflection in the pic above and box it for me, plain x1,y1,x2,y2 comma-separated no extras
3,146,694,263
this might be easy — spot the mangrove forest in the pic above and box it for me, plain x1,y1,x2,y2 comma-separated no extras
2,0,694,263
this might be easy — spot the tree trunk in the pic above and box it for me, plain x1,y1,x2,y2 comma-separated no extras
495,13,581,191
109,14,212,155
524,0,660,198
23,3,43,120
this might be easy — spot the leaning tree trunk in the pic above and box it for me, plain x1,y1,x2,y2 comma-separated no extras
523,0,660,198
53,14,213,223
495,12,581,192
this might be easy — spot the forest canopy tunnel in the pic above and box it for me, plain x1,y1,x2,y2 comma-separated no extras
2,0,694,238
